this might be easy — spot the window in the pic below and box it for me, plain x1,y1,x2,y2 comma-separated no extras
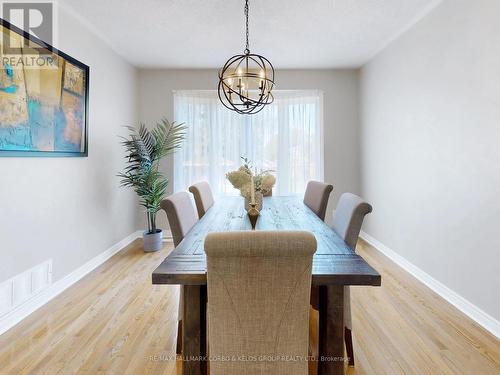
173,90,323,195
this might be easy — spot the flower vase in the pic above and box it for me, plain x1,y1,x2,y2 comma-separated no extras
244,192,263,212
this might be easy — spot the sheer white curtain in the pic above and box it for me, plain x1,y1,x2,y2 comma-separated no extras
173,90,323,195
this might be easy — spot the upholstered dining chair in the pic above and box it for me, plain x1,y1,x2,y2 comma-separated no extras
188,181,215,219
160,191,199,354
303,180,333,221
331,192,373,366
205,231,317,375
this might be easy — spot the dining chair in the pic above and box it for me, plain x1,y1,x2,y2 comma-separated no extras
160,191,199,354
188,181,215,219
303,180,333,221
331,192,372,366
205,231,317,375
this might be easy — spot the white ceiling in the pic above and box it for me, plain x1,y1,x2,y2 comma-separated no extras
60,0,440,69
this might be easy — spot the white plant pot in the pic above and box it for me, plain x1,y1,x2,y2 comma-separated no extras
143,229,163,252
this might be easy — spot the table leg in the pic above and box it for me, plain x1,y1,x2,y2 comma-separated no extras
182,285,207,375
318,285,345,375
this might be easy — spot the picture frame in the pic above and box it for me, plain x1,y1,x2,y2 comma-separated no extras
0,18,89,157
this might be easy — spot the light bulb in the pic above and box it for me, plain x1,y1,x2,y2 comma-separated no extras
259,70,265,90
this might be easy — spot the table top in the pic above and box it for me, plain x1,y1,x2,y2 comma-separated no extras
152,196,381,287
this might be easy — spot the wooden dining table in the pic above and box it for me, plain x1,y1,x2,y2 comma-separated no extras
152,196,381,375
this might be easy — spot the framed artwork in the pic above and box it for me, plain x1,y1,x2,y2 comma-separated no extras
0,18,89,157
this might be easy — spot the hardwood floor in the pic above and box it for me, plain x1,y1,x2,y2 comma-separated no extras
0,239,498,374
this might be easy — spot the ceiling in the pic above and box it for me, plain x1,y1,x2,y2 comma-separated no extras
60,0,440,69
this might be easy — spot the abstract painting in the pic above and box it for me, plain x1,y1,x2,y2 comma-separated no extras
0,19,89,156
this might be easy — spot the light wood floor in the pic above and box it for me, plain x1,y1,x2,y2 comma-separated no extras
0,239,498,375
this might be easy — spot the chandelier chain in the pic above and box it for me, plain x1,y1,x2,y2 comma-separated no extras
244,0,250,54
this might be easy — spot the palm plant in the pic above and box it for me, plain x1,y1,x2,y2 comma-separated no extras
118,119,186,234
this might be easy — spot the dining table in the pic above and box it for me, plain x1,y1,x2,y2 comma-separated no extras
152,196,381,375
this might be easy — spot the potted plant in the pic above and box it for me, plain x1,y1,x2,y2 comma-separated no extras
118,119,186,252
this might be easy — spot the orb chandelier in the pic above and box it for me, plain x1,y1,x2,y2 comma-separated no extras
218,0,275,115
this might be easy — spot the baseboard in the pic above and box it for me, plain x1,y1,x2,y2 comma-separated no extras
162,229,173,242
360,231,500,339
0,231,142,336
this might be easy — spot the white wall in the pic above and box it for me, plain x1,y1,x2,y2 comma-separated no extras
0,6,139,283
138,69,360,229
360,0,500,321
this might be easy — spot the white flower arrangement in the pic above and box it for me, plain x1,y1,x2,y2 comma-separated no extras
226,157,276,198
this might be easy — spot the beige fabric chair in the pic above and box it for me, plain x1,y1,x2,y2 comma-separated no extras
161,191,198,247
160,191,199,354
188,181,215,219
205,231,317,375
303,180,333,221
331,192,372,366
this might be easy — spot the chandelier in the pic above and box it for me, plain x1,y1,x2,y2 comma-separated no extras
217,0,275,115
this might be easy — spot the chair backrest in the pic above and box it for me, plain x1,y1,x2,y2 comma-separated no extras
303,180,333,221
160,192,198,247
188,181,215,219
331,192,373,250
205,231,317,375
